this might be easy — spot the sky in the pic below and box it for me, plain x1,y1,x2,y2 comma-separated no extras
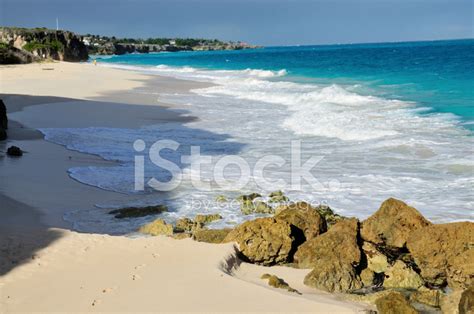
0,0,472,46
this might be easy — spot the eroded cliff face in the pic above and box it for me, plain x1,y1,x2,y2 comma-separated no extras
0,27,88,64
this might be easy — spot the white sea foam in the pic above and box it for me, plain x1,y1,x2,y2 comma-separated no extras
39,63,474,233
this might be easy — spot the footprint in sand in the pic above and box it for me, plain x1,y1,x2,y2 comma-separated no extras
134,264,146,270
102,287,116,293
131,274,141,281
91,299,102,306
152,253,160,258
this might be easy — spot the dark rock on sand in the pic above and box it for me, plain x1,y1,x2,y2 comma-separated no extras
298,219,363,292
109,204,168,219
407,222,474,289
375,291,418,314
192,228,232,244
361,198,431,250
274,202,326,241
261,273,301,294
223,217,296,265
7,145,23,156
138,219,173,236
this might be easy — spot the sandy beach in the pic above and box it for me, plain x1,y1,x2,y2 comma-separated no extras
0,62,369,313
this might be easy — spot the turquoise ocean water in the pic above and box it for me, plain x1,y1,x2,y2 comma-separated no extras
38,39,473,233
98,39,474,130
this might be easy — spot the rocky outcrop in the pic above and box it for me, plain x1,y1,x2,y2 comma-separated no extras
362,242,389,273
375,291,418,314
459,285,474,314
241,200,274,215
268,190,289,203
409,286,442,308
109,204,168,219
261,273,300,294
383,260,424,289
0,27,88,64
304,260,363,293
194,214,222,225
0,44,37,64
138,219,173,236
361,198,431,250
297,219,363,292
223,217,297,265
406,222,474,288
274,202,326,241
174,217,199,233
294,218,360,269
0,99,7,140
192,228,231,244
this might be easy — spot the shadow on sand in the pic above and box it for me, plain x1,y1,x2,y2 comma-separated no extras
0,87,245,276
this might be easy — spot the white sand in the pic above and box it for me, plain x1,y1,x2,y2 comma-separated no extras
0,62,370,312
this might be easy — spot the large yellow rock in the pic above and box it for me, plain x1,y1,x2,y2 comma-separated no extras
223,217,295,265
138,219,173,236
297,219,363,293
375,291,418,314
362,241,389,273
361,198,431,249
383,260,424,289
294,218,361,269
274,202,326,241
407,222,474,288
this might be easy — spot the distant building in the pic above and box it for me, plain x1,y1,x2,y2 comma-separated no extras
169,40,176,45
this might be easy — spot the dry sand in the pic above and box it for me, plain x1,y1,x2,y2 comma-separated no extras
0,62,370,313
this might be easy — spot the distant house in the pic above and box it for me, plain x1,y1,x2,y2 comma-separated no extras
82,37,91,46
169,40,176,45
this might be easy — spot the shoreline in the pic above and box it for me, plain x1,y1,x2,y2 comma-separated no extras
0,62,369,312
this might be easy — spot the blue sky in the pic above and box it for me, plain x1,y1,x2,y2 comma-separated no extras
0,0,472,46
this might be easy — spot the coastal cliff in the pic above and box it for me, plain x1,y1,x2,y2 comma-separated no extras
84,35,259,55
0,27,88,64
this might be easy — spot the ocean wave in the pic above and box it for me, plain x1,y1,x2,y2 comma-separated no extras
49,61,473,233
